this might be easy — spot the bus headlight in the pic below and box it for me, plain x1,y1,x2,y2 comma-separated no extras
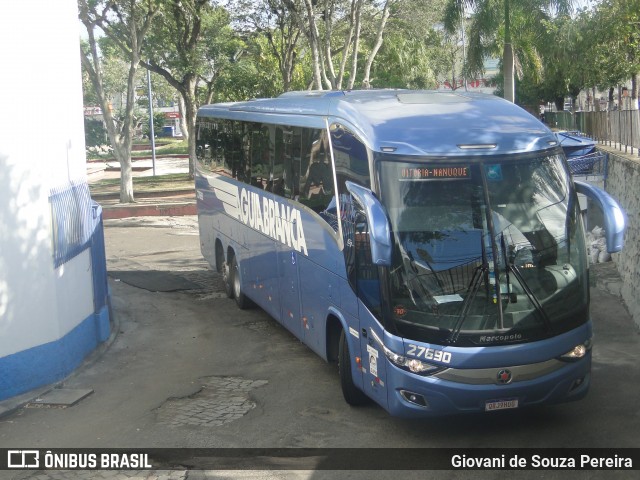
559,339,592,361
371,330,443,375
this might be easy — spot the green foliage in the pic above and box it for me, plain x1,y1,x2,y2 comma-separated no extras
587,0,640,89
80,0,639,124
141,112,168,138
371,32,441,89
443,0,574,102
84,118,108,148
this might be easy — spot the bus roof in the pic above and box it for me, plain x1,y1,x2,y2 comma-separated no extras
197,90,558,156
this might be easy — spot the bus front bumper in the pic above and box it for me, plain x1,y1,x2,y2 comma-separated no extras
384,353,591,418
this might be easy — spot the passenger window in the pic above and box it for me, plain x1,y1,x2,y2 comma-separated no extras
271,126,285,195
283,127,302,200
249,124,270,189
196,121,213,169
299,129,334,212
222,121,241,179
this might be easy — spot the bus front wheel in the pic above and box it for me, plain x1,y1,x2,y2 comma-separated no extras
230,256,252,310
338,329,369,406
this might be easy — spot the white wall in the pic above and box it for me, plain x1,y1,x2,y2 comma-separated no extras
0,1,90,358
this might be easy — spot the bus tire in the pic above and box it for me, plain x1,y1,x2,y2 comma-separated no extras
338,329,369,406
230,255,252,310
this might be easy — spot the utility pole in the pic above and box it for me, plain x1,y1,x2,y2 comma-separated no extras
147,66,157,176
461,4,467,91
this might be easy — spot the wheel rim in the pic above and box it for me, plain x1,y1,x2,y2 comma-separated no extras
233,263,241,298
223,263,230,284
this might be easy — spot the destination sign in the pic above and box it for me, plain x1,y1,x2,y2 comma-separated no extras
400,166,471,180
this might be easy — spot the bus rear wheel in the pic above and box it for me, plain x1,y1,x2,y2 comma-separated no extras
338,329,369,406
230,256,252,310
222,260,234,299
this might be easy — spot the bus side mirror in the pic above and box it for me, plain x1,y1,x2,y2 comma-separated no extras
574,181,626,253
345,181,392,266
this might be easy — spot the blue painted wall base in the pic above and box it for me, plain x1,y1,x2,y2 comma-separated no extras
0,308,110,402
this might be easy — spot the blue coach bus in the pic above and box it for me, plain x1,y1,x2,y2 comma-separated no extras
195,90,625,417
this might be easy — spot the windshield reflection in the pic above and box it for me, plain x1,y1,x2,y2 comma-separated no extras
378,154,588,346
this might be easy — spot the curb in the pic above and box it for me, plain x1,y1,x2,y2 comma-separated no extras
91,189,195,201
101,202,196,220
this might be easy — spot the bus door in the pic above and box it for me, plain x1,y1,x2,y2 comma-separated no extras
353,217,388,406
342,196,386,405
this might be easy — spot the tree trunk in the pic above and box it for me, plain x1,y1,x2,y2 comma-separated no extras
346,1,362,90
79,0,160,203
178,95,189,141
632,73,638,109
79,20,135,203
503,43,515,103
323,1,338,89
608,87,615,111
336,0,358,90
180,78,199,178
113,144,135,202
503,0,515,103
361,0,390,90
301,0,323,89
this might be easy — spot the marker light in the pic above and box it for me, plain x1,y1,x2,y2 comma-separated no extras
560,339,593,361
457,143,497,150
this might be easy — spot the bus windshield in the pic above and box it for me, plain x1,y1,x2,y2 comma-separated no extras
377,154,589,347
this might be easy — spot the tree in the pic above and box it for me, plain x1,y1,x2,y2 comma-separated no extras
229,0,303,92
281,0,395,90
368,0,466,90
79,0,161,203
538,13,585,111
588,0,640,109
142,0,237,176
444,0,574,103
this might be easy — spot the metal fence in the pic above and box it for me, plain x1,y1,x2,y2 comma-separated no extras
545,110,640,155
566,150,608,178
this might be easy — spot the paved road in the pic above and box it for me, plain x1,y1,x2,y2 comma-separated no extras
0,216,638,479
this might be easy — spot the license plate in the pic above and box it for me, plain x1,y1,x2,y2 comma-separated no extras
485,399,519,412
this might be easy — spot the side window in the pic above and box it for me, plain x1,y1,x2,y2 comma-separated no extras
331,123,371,196
299,128,334,212
196,120,213,170
221,120,236,178
196,120,230,176
235,121,250,183
331,122,372,239
271,126,285,195
283,127,302,200
342,199,382,318
248,124,270,189
331,123,378,308
212,121,227,173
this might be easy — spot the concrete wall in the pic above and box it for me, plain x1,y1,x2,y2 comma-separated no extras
0,1,109,401
600,147,640,329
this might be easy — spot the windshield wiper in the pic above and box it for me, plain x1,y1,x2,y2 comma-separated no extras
447,262,488,344
448,236,489,344
500,234,553,335
507,264,553,335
